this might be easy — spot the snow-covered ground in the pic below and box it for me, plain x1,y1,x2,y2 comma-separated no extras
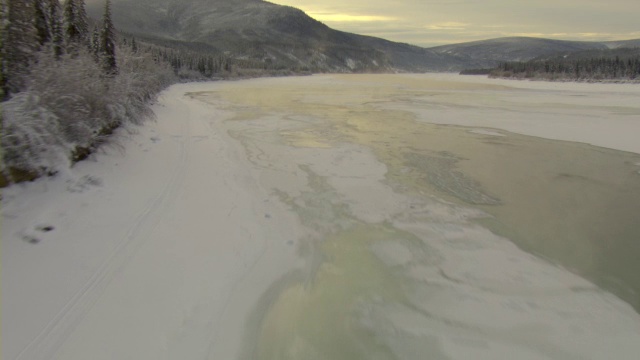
3,74,640,360
2,85,305,360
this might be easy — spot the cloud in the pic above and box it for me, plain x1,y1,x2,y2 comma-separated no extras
307,12,397,23
510,32,570,38
425,22,469,30
270,0,640,47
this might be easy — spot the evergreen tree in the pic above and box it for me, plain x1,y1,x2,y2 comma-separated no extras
63,0,88,48
75,0,88,39
33,0,64,55
63,0,77,41
91,25,100,62
0,0,9,98
47,0,64,58
100,0,117,74
2,0,38,96
34,0,49,46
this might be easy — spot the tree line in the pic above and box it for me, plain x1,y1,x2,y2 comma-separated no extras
124,33,312,79
490,49,640,81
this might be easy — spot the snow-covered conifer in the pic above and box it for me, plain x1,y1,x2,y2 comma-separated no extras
34,0,50,46
75,0,88,39
91,25,100,62
63,0,77,41
3,0,38,95
47,0,64,57
33,0,63,57
63,0,88,49
100,0,117,74
0,0,9,98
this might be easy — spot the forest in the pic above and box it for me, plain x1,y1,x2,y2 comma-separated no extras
0,0,175,186
0,0,296,187
489,48,640,81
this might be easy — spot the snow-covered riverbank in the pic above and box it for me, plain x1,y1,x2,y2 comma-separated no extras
3,74,640,360
2,84,305,360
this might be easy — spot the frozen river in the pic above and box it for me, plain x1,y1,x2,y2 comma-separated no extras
4,74,640,360
190,74,640,359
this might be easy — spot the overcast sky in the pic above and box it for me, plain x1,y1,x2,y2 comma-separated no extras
270,0,640,47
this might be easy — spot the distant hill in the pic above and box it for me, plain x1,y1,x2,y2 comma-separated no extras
428,37,614,66
602,39,640,49
86,0,472,72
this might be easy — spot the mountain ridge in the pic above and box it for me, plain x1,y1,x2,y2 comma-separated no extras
86,0,476,72
86,0,640,72
431,37,640,69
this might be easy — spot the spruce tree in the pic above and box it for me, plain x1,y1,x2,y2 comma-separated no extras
47,0,64,58
63,0,77,41
100,0,117,74
91,25,100,62
0,0,8,98
75,0,88,43
63,0,88,48
3,0,38,96
34,0,49,46
33,0,64,55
